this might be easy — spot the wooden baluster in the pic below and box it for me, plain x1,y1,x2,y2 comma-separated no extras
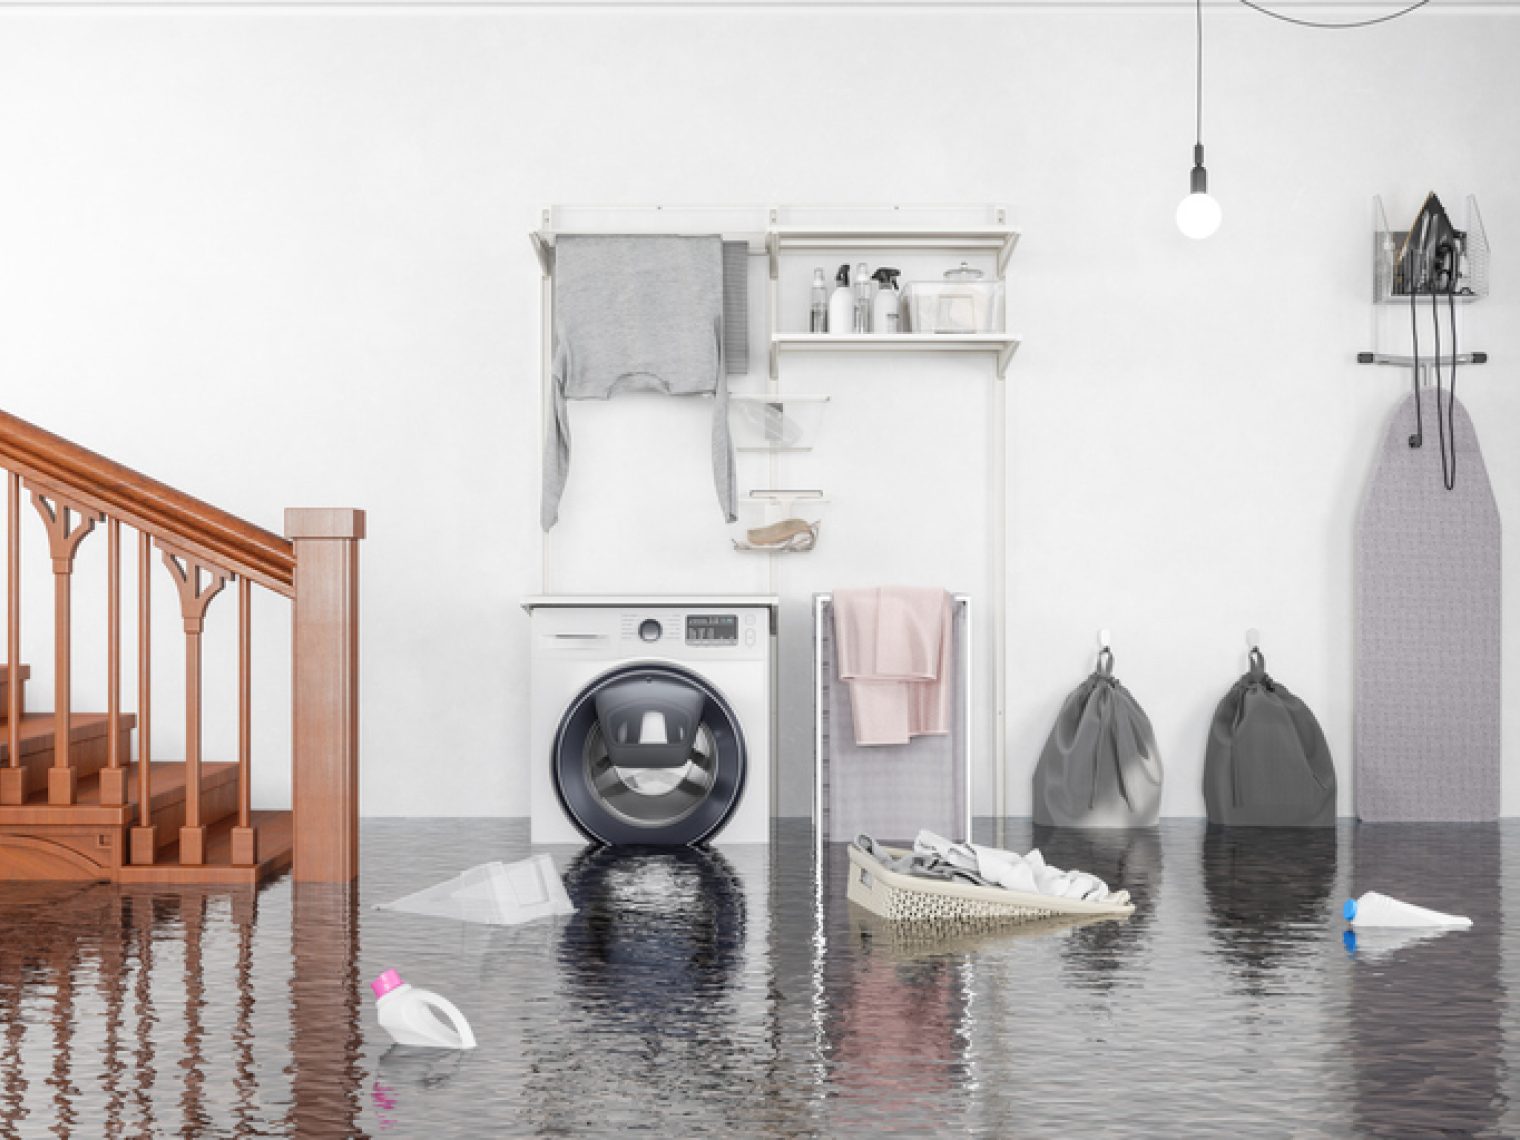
1,472,21,805
232,578,256,865
130,532,155,864
99,519,127,805
30,487,101,806
159,544,228,867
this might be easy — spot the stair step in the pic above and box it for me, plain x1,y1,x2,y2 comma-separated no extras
0,713,135,802
117,810,292,885
129,762,240,847
0,665,29,719
0,760,236,828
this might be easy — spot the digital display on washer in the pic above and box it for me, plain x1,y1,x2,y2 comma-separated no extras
686,614,738,645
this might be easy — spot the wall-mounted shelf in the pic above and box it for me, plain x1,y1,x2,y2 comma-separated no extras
1358,352,1488,368
767,225,1021,279
769,332,1022,380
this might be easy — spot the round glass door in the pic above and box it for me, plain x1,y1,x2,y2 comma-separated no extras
552,664,747,845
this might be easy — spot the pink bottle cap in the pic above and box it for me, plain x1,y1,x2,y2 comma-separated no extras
371,968,405,1000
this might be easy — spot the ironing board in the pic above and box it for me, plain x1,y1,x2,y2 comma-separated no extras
1355,388,1501,821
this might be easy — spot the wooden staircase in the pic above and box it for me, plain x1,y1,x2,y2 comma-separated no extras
0,407,364,883
0,664,292,883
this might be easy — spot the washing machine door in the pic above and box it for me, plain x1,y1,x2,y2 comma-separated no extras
552,663,747,845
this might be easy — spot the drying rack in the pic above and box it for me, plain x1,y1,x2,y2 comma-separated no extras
812,592,973,866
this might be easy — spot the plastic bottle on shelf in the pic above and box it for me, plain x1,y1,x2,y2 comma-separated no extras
1343,891,1472,929
809,268,828,332
371,969,477,1049
871,267,901,333
827,264,853,335
852,261,872,333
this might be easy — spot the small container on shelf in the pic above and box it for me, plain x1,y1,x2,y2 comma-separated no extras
732,490,827,554
728,394,830,451
901,262,1004,333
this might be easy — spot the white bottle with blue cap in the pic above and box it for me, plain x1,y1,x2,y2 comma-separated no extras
1343,890,1472,929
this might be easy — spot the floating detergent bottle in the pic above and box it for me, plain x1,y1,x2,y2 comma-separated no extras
1343,891,1472,929
871,267,901,333
371,969,477,1049
809,268,828,332
827,264,853,335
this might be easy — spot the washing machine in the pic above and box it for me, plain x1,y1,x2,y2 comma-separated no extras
524,596,778,845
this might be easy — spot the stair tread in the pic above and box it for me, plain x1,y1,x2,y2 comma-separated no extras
0,712,138,759
118,810,292,885
0,761,238,825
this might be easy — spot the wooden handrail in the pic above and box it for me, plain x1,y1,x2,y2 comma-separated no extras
0,409,294,595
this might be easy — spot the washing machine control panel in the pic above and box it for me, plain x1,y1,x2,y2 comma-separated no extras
685,613,738,645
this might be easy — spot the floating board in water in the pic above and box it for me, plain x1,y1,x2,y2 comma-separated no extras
1355,388,1501,821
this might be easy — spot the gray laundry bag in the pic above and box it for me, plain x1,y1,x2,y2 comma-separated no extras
1033,648,1163,828
1204,649,1336,827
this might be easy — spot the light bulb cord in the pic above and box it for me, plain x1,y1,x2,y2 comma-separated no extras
1195,0,1203,147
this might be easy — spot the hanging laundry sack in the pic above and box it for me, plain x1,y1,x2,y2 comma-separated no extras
1204,649,1336,827
1033,648,1163,828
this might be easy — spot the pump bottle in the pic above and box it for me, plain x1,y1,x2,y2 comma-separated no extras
809,268,828,332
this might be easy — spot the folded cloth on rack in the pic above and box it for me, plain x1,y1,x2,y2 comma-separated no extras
541,235,735,530
833,586,953,746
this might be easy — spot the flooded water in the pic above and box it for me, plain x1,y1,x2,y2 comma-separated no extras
0,819,1515,1137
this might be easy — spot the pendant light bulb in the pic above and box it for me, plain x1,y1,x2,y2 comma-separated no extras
1176,143,1222,239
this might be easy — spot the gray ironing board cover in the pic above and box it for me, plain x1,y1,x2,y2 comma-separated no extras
1355,388,1501,821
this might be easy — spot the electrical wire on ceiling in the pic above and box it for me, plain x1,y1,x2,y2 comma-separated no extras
1235,0,1433,31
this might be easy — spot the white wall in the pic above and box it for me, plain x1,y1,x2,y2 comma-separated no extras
0,3,1516,817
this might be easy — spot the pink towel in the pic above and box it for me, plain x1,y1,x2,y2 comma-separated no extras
833,586,953,746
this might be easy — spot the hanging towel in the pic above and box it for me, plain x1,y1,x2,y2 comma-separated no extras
833,586,953,746
541,235,735,531
721,240,749,375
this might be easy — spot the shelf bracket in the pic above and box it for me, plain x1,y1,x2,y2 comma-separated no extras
766,230,780,282
997,338,1019,380
769,337,780,381
530,231,553,278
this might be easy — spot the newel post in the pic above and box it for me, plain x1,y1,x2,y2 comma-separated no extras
286,508,365,883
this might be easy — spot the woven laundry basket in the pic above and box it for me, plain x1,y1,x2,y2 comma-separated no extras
846,843,1135,924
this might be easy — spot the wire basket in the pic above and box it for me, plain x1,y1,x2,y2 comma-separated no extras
1374,194,1490,303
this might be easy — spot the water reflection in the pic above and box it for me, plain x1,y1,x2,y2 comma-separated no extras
0,821,1518,1135
289,884,364,1137
1347,823,1503,1137
824,851,974,1135
1032,825,1163,993
1202,826,1339,996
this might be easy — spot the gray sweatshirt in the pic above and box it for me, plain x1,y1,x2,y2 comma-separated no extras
541,235,735,531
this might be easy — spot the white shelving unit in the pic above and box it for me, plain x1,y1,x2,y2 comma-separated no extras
762,209,1019,832
531,204,1020,828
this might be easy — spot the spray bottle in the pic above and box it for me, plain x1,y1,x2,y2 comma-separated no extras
852,262,872,333
871,267,901,333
